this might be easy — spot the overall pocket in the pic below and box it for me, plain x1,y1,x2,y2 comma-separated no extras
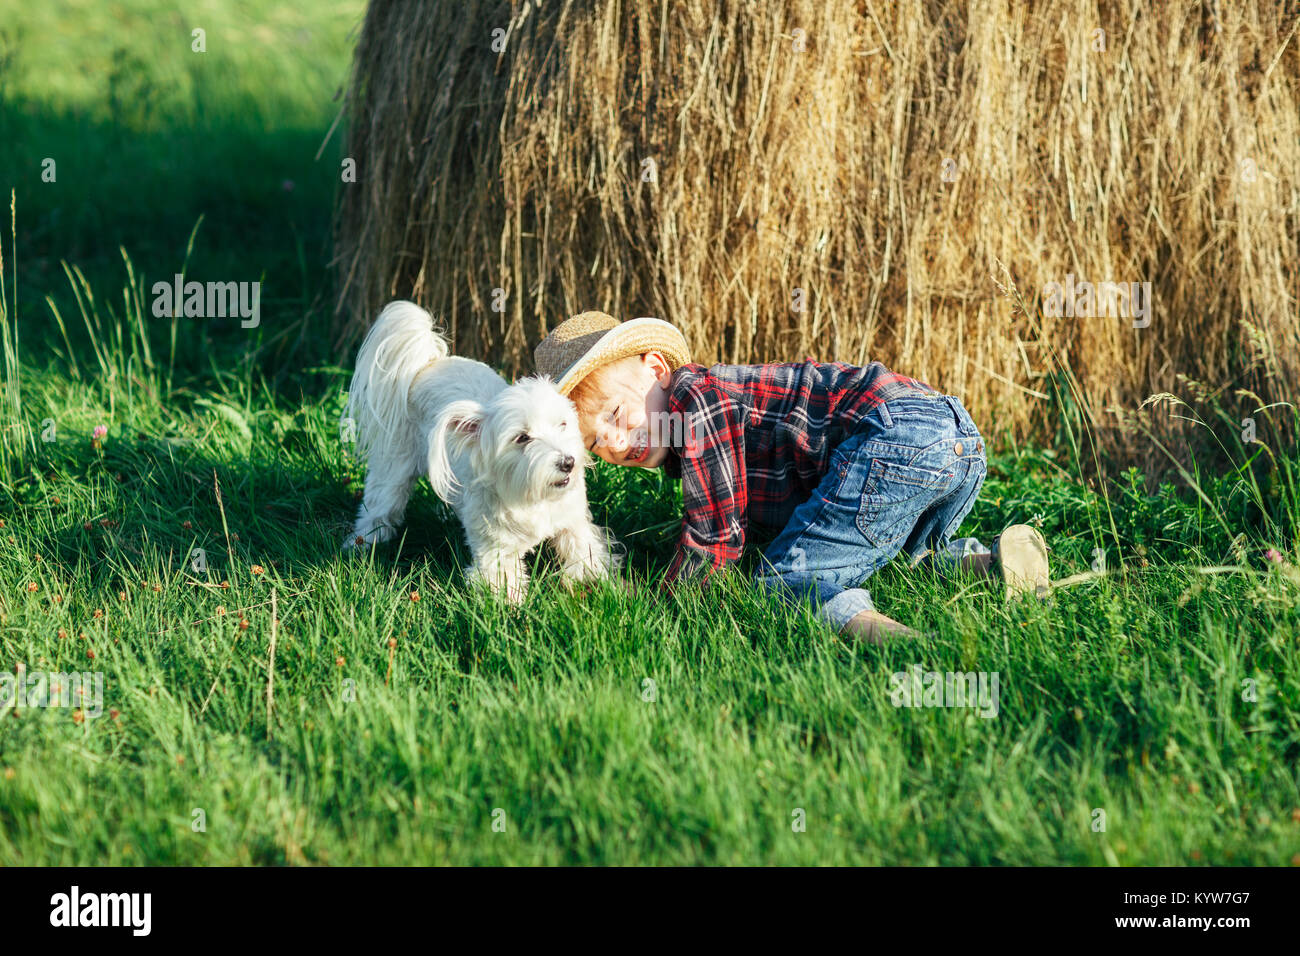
856,457,953,549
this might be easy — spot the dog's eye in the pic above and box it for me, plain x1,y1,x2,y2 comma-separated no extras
557,420,566,430
514,433,531,444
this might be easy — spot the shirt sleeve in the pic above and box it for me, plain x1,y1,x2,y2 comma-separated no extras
662,379,747,592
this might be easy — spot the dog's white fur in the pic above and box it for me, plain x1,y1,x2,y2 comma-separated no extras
342,300,617,601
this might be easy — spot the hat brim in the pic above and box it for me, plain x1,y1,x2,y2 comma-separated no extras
552,318,691,395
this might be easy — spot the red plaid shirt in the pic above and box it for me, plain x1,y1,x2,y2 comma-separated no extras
660,361,937,589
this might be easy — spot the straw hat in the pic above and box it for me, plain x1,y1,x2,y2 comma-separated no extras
534,311,691,395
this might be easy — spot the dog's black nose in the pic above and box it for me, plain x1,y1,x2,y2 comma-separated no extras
558,455,575,473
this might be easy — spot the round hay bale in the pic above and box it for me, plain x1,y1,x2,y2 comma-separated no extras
333,0,1299,463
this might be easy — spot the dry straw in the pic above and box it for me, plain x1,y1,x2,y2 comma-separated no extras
333,0,1299,465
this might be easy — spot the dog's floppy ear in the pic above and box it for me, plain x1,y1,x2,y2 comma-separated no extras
447,409,481,435
428,400,485,502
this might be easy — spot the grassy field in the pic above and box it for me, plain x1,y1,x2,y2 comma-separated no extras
1,1,1298,865
0,0,359,375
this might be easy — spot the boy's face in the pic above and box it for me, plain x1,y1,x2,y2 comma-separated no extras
578,352,674,468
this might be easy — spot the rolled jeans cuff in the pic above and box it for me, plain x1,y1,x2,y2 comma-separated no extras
921,536,991,571
817,587,875,632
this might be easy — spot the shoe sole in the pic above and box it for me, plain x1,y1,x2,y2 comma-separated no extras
997,524,1050,600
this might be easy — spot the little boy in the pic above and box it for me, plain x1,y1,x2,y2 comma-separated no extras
534,311,1049,643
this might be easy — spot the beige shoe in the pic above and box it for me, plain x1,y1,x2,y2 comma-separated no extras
995,524,1050,600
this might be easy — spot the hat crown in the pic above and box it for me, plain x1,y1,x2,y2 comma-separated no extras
534,312,691,395
552,311,619,343
534,311,619,380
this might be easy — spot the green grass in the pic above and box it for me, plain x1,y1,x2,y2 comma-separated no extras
0,0,360,375
0,256,1298,863
1,0,1298,866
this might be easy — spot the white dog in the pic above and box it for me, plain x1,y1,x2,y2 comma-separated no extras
342,300,618,601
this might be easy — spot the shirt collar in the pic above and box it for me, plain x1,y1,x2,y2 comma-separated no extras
661,365,706,477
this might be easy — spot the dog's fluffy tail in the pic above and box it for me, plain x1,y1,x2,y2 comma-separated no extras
344,300,450,464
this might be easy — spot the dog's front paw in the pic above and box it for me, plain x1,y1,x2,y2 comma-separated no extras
605,536,627,574
555,526,623,581
561,573,633,600
343,525,396,551
467,559,528,604
560,559,607,584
